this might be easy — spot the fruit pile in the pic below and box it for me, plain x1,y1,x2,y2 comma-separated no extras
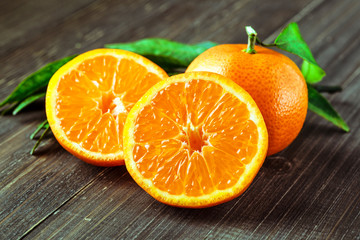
1,23,348,208
45,35,307,207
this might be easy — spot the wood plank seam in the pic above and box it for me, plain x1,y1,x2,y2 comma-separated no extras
264,0,326,43
324,190,360,239
202,175,264,239
18,168,111,239
272,134,360,239
0,0,99,59
246,139,331,238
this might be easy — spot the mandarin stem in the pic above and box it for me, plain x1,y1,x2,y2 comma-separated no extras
244,26,257,54
255,37,277,47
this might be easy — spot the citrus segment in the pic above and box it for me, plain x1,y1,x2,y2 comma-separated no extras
124,72,268,208
46,49,168,166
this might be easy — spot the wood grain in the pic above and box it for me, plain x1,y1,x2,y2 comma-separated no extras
0,0,98,57
0,0,359,239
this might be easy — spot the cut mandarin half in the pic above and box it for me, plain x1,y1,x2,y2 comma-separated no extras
123,72,268,208
46,49,168,166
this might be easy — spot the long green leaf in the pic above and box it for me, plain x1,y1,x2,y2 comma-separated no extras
0,55,77,108
105,38,217,70
30,125,50,155
12,92,46,115
274,22,326,83
30,119,49,140
307,84,349,132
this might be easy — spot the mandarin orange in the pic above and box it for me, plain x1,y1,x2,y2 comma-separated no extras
186,44,308,156
123,72,268,208
46,49,168,166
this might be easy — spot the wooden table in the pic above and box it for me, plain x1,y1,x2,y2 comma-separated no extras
1,0,359,239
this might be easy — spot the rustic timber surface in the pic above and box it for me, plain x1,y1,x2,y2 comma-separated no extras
0,0,359,239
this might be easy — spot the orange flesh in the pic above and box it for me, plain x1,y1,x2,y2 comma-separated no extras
55,55,163,154
132,79,259,197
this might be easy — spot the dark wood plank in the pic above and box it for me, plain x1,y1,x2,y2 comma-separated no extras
0,0,240,238
0,0,181,143
206,0,360,238
0,0,97,57
0,0,182,239
0,136,107,239
1,0,359,239
19,167,153,239
6,0,330,239
0,0,313,99
0,0,181,99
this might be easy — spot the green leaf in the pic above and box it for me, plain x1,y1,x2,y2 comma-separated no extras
274,22,317,65
105,38,218,71
0,55,77,108
301,60,326,83
307,84,349,132
30,119,49,140
274,22,326,83
12,92,46,115
30,125,50,155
